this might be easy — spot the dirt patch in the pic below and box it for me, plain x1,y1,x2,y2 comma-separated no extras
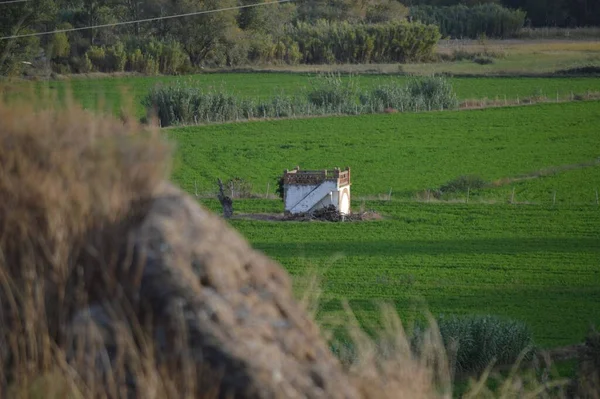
490,158,600,187
235,206,383,223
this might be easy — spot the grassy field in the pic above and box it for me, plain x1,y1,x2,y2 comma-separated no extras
14,73,600,118
168,100,600,199
223,201,600,349
167,100,600,349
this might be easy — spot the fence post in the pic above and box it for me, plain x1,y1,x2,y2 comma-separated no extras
266,182,270,199
467,187,470,204
553,190,556,207
510,187,515,204
596,189,599,206
388,188,393,201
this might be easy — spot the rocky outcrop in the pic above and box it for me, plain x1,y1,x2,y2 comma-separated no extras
68,183,361,398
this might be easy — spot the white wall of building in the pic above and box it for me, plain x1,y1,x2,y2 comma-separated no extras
284,180,351,215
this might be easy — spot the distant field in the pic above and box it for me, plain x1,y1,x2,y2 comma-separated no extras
168,100,600,199
475,163,600,206
20,74,600,118
167,100,600,349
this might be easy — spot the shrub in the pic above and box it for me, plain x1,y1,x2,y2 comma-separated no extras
104,42,127,72
85,43,127,72
225,177,253,198
360,76,459,113
307,73,360,112
122,37,188,75
439,175,486,194
412,315,534,375
405,76,459,111
49,30,71,60
143,84,250,126
571,327,600,397
287,20,440,64
69,54,92,73
360,83,410,113
85,46,106,72
127,49,159,75
144,76,459,126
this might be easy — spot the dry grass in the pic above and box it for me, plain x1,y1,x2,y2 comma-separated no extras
437,39,600,56
0,88,176,397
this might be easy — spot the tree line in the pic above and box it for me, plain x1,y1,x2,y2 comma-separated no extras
404,0,600,27
1,0,598,77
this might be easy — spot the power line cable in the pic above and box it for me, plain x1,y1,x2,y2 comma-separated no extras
0,0,293,40
0,0,29,4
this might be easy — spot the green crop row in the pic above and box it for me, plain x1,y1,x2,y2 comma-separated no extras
146,75,458,126
16,74,600,118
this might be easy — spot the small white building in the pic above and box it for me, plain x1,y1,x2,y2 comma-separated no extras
282,166,351,215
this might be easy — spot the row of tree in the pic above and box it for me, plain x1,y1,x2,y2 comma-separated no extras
1,0,599,76
403,0,600,27
0,0,428,76
410,3,526,38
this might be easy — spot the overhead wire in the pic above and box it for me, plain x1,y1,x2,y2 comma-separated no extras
0,0,293,40
0,0,30,4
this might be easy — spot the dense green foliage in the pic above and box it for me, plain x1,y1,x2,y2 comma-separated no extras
405,0,600,27
415,315,534,374
288,20,440,63
144,75,458,126
1,0,438,77
4,0,598,77
410,3,526,38
332,313,534,375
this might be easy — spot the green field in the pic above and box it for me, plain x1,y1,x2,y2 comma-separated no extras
24,74,600,118
227,202,599,349
169,101,600,199
167,100,600,349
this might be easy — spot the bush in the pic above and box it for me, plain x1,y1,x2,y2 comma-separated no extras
144,75,460,126
287,20,440,64
439,175,486,194
124,38,188,75
359,76,459,113
225,177,253,198
69,54,92,73
360,83,410,113
85,43,127,72
405,76,459,111
104,42,127,72
412,315,534,375
85,46,106,72
307,73,360,113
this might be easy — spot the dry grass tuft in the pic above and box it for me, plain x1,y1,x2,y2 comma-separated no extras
0,88,173,396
